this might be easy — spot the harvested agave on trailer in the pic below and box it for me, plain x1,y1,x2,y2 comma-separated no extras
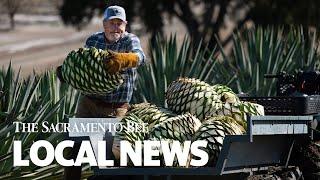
116,114,147,144
166,78,222,121
191,115,244,166
113,114,147,160
61,47,123,95
150,113,202,142
128,103,175,127
212,84,240,104
216,101,265,127
166,77,265,129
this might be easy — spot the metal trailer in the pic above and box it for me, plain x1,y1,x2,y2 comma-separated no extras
68,115,319,179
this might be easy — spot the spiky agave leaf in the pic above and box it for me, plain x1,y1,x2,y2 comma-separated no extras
191,115,244,166
166,78,222,121
0,67,83,179
61,47,123,95
133,35,222,107
128,103,175,127
150,113,201,142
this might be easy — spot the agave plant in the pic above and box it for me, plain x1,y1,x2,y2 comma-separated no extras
134,27,320,106
0,64,92,179
215,26,320,96
133,35,220,107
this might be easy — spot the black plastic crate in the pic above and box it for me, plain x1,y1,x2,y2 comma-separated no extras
239,95,320,115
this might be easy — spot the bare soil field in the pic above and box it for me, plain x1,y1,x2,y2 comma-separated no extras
0,15,153,77
0,21,96,76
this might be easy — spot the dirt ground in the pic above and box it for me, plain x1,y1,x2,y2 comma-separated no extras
0,21,90,76
289,139,320,180
0,15,155,77
0,13,188,77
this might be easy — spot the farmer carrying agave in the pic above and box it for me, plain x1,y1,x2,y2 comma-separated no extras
57,5,145,117
56,5,145,179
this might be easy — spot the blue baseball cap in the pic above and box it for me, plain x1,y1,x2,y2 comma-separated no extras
103,5,126,22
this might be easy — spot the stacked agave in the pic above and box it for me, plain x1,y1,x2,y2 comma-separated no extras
114,103,173,152
124,103,202,143
61,47,123,95
165,78,221,121
164,78,264,166
191,115,245,166
149,113,202,142
113,103,175,160
166,78,264,124
115,114,147,144
113,78,264,167
149,113,202,167
212,84,239,104
128,103,175,127
215,101,264,128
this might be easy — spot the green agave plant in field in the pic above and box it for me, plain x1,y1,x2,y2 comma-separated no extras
133,35,220,107
129,27,320,167
134,27,320,107
215,26,320,96
0,26,319,178
0,64,93,179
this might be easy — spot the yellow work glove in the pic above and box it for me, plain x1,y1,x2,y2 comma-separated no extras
104,50,139,73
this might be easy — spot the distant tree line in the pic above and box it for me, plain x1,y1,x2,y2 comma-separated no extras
0,0,62,30
2,0,320,48
0,0,28,30
58,0,320,48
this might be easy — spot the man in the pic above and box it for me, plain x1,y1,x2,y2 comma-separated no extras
62,5,145,179
79,5,145,118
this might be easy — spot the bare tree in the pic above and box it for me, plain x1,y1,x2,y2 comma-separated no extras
0,0,27,30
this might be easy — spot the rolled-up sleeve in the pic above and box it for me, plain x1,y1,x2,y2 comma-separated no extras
127,34,146,66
